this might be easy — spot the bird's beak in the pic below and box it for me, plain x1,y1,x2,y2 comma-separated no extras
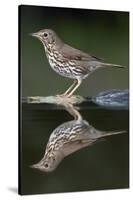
30,160,44,169
30,163,40,169
29,32,39,38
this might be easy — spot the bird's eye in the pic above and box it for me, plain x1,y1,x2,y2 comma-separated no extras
44,32,48,37
44,163,49,168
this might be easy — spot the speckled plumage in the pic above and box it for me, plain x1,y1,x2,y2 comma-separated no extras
31,29,123,96
32,116,125,172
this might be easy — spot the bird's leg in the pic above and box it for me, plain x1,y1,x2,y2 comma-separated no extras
56,80,77,97
66,79,82,97
63,80,77,95
64,103,82,120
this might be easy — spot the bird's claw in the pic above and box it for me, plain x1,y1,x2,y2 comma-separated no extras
56,93,70,97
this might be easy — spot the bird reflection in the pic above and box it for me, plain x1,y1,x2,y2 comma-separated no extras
31,96,125,172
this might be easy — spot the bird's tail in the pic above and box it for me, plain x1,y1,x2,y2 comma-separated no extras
102,62,125,68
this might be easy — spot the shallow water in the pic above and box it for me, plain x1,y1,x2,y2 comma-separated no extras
20,103,129,195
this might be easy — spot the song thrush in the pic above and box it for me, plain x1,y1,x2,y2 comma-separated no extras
31,29,123,97
31,116,125,172
31,103,126,172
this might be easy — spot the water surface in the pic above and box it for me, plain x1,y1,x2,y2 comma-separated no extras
20,103,129,195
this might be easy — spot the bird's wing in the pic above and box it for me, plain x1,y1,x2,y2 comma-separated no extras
60,44,103,61
61,140,94,156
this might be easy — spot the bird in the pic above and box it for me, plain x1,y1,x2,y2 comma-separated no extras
31,107,126,172
31,29,124,97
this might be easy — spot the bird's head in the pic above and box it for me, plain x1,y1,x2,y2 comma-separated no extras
31,151,64,172
30,29,63,49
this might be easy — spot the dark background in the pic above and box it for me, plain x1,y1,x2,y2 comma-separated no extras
20,5,129,97
20,5,129,195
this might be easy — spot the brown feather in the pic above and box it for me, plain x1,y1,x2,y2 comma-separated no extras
60,44,103,61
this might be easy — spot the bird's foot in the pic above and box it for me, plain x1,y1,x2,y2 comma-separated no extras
56,92,68,97
56,93,65,97
56,92,72,98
